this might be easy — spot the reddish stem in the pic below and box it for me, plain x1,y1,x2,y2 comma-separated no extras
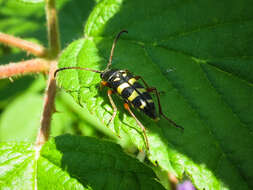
0,59,49,79
36,0,61,146
36,61,57,146
0,32,47,57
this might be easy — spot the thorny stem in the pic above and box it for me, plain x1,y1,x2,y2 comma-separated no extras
36,0,60,146
0,59,49,79
0,0,60,146
36,61,57,146
0,32,47,57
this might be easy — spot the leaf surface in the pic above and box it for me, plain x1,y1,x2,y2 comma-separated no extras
57,0,253,189
0,135,164,190
0,93,43,142
0,142,36,189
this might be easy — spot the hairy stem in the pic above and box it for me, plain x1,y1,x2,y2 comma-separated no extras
0,59,49,79
36,0,61,146
36,61,57,146
0,32,47,57
46,0,61,57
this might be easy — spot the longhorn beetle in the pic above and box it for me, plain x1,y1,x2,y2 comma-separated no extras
54,30,183,150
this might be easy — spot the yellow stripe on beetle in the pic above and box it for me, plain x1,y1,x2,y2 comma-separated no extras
117,82,130,94
147,99,154,103
139,100,147,109
128,90,139,101
113,77,120,81
137,88,146,93
128,78,136,85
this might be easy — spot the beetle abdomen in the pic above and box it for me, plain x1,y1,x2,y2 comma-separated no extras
108,70,157,119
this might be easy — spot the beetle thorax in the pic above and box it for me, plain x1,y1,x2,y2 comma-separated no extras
100,69,126,81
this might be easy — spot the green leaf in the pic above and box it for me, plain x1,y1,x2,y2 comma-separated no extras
17,0,44,3
57,0,253,189
54,91,117,139
0,142,36,189
0,92,43,142
0,135,165,189
0,76,35,108
0,0,46,42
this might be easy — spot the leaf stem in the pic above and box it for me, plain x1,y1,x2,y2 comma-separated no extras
0,32,47,57
0,59,49,79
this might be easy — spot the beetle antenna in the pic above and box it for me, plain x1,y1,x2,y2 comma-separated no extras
54,67,101,78
106,30,128,70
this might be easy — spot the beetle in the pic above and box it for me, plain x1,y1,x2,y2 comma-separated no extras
54,30,183,149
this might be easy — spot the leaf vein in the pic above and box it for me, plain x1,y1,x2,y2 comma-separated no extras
143,46,251,188
199,63,252,188
157,18,253,43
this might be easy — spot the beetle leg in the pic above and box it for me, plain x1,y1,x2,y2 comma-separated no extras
107,89,117,126
135,76,183,130
135,76,150,89
147,87,184,130
100,80,109,90
124,103,149,150
135,76,163,95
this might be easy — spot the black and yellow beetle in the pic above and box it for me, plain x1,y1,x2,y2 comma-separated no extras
54,30,183,149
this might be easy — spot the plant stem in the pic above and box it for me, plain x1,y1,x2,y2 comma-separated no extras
36,0,61,146
45,0,61,58
36,61,57,146
0,59,49,79
0,32,47,57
